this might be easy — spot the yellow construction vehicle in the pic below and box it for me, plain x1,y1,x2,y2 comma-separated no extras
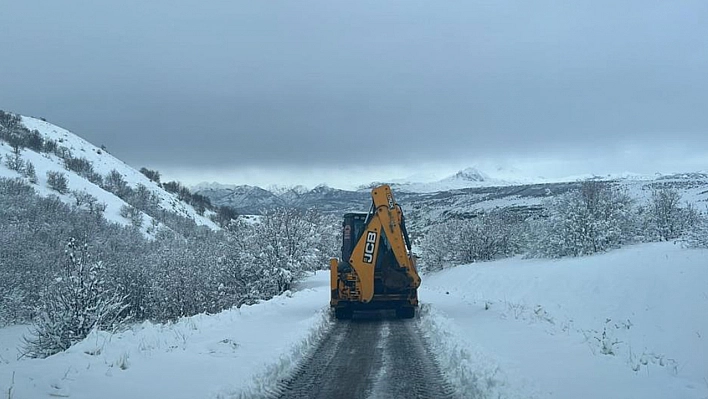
330,184,421,319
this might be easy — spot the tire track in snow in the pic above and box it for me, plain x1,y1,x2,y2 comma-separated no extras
275,312,455,399
367,319,456,399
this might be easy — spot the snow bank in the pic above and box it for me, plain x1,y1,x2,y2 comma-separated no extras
418,304,537,399
420,242,708,398
0,272,331,399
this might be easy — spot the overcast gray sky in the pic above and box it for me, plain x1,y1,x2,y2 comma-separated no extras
2,1,707,188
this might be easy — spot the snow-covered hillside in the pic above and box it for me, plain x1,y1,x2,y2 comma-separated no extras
0,114,217,233
2,242,705,398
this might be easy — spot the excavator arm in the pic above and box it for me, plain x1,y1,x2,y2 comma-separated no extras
349,185,421,303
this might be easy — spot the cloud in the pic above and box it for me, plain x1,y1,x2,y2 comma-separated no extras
1,0,706,186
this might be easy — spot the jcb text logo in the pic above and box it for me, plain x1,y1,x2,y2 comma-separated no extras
363,231,377,263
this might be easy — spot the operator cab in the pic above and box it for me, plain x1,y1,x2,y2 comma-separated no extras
339,212,411,294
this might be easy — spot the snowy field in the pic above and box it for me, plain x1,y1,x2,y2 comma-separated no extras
422,242,708,399
1,243,706,398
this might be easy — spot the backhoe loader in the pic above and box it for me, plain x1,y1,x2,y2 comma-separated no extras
330,184,421,319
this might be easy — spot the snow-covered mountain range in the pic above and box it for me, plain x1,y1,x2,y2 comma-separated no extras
384,166,536,193
194,169,708,228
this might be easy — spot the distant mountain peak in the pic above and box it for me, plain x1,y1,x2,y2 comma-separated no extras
449,167,489,182
267,184,309,196
312,183,334,192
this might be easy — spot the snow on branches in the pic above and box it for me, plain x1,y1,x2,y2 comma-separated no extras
21,239,129,358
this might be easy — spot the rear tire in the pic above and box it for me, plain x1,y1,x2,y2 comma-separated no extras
334,307,353,320
395,306,415,319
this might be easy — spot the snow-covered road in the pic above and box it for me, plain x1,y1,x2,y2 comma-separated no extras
275,314,453,399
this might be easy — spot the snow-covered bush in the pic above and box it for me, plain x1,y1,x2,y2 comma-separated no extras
107,207,340,322
0,110,25,148
643,187,699,241
23,129,44,152
21,239,129,358
240,208,338,295
211,205,239,228
64,155,94,178
23,160,37,183
1,178,145,326
683,211,708,248
146,246,205,320
103,169,132,198
139,167,161,184
0,176,34,196
190,193,211,215
0,288,32,327
46,170,69,194
530,181,635,258
418,220,463,271
43,138,58,154
0,175,240,327
120,204,144,229
3,145,24,172
419,210,525,271
128,183,161,214
53,145,73,160
0,111,46,152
